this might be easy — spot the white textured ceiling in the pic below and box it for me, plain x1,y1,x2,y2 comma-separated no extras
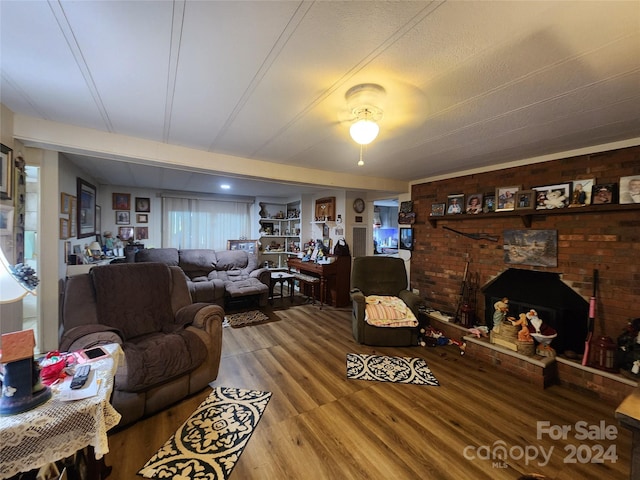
1,1,639,197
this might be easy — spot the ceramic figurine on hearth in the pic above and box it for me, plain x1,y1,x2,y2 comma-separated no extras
526,309,557,357
492,297,509,333
509,313,533,343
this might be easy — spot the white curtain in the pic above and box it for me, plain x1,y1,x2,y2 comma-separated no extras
162,196,252,250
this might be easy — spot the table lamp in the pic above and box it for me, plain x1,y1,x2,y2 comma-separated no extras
0,247,50,415
89,241,102,259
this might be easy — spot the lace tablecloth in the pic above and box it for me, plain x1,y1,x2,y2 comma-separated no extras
0,344,123,479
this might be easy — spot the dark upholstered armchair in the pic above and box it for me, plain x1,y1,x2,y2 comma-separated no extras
60,262,224,427
350,256,424,346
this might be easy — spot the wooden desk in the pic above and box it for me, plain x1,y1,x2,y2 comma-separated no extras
287,256,351,307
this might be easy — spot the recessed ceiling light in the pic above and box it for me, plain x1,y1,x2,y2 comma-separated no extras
220,184,231,190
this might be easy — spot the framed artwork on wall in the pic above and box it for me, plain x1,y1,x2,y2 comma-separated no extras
227,239,258,254
59,218,69,239
514,190,535,210
619,175,640,204
532,183,571,209
0,143,13,200
136,227,149,240
465,193,483,214
69,196,77,237
591,183,617,205
569,178,594,207
447,194,464,214
0,205,14,235
60,192,71,214
116,211,130,225
399,227,413,251
136,213,148,223
430,203,446,217
504,229,557,267
135,197,151,212
118,226,134,241
483,194,495,213
64,241,71,264
495,186,520,212
112,193,130,210
77,177,97,239
95,205,101,234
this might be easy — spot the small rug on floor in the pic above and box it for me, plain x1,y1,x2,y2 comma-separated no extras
346,353,440,386
224,310,270,328
138,386,272,479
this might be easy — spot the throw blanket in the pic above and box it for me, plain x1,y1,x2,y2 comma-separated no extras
365,295,418,328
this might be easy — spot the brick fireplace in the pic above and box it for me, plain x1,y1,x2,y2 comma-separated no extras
481,268,589,355
410,144,640,402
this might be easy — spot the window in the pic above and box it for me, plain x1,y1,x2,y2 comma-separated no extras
162,196,251,250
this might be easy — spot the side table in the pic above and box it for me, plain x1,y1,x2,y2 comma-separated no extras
0,344,123,479
269,272,295,305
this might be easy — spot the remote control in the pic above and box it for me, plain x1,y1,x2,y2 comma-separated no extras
70,364,91,389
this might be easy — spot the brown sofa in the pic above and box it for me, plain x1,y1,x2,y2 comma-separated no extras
59,262,224,427
134,248,270,307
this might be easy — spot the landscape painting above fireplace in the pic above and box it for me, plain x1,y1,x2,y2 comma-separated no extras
503,229,557,267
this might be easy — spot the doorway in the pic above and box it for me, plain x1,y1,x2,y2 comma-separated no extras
372,199,398,255
23,165,40,351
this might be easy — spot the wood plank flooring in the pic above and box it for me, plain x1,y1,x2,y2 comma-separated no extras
106,301,632,479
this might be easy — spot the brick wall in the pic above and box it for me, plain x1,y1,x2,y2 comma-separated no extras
411,145,640,363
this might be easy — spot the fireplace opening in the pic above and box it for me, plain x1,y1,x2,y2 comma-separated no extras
481,268,589,355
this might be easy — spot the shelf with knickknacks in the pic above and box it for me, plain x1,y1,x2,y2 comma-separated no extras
258,199,301,269
428,202,640,228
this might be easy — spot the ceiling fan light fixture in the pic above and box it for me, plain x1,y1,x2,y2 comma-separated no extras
345,84,385,165
350,116,379,145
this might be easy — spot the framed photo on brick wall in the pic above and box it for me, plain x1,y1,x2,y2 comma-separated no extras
591,183,617,205
495,186,519,212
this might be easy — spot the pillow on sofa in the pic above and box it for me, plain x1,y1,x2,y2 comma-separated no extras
179,249,218,272
215,250,251,271
135,248,180,266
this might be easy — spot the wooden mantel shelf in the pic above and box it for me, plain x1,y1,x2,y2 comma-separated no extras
428,203,640,228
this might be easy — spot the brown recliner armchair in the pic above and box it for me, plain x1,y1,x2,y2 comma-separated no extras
60,262,224,427
350,256,424,346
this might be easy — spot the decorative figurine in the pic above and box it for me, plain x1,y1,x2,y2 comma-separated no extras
509,313,533,343
492,297,509,333
526,309,558,357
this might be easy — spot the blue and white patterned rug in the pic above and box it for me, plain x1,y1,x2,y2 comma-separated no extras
346,353,440,386
138,387,271,479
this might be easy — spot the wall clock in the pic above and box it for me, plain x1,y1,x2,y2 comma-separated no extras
353,198,365,213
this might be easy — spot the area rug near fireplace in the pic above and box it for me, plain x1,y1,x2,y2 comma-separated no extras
224,310,271,328
138,387,272,479
346,353,440,386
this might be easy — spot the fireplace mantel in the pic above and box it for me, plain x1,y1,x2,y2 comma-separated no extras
428,202,640,228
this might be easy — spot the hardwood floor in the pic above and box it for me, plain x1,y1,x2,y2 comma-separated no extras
106,301,632,479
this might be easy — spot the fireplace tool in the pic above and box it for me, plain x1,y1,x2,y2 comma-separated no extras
581,269,597,366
